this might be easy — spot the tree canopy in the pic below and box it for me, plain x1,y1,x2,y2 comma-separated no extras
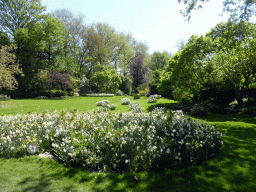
0,44,23,90
158,20,256,105
0,0,47,39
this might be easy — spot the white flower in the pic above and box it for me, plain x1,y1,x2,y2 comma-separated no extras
125,159,129,163
10,146,15,150
166,148,171,154
172,129,176,133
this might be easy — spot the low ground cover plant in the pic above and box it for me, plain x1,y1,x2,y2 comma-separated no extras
0,108,224,173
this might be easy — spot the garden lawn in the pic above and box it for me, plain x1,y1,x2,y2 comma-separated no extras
0,98,256,191
0,96,177,116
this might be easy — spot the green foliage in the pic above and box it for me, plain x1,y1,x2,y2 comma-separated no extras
119,75,132,95
136,83,148,93
243,106,256,116
159,21,256,106
0,31,10,48
49,90,67,97
133,94,141,99
91,64,122,94
0,94,11,101
0,44,23,90
0,0,47,37
148,51,170,72
190,105,208,117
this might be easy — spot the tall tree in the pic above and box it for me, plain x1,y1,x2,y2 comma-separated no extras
0,44,23,90
0,0,47,39
148,51,170,85
51,9,87,75
178,0,256,22
13,15,66,92
129,54,148,92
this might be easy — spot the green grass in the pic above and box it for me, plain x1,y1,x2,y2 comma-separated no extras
1,97,256,191
0,96,177,116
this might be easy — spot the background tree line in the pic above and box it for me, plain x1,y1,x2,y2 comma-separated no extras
1,0,255,107
0,0,152,97
158,21,256,106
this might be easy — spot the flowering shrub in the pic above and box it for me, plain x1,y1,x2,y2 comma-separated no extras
152,94,162,99
116,90,124,96
190,105,208,117
85,93,114,97
70,91,79,97
109,104,116,110
96,100,110,106
0,109,225,173
148,95,157,103
121,98,130,105
0,94,11,101
129,102,144,113
139,88,150,96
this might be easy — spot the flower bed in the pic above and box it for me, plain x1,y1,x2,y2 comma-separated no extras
85,93,114,97
0,109,224,173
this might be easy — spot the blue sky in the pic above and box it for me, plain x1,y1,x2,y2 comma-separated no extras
41,0,255,55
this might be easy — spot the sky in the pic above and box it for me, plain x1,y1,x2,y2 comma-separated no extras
40,0,255,55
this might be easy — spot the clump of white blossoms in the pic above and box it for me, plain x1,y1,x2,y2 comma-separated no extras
121,98,130,105
0,107,225,173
